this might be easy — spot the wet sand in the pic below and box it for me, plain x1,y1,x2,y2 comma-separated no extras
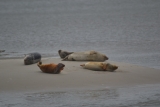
1,58,160,107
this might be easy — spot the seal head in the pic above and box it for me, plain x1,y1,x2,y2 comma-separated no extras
54,63,65,74
58,50,74,59
106,63,118,72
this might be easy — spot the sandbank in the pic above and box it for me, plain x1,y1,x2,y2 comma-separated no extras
0,58,160,93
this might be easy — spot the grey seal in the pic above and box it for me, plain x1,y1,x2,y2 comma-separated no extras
62,50,108,61
24,52,41,65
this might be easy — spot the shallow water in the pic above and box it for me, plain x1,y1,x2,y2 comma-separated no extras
0,0,160,69
0,84,160,107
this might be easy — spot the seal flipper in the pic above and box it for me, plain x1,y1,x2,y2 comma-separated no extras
80,64,85,68
62,56,69,61
63,52,73,59
101,63,107,71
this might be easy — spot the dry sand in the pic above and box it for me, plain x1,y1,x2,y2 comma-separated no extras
0,58,160,93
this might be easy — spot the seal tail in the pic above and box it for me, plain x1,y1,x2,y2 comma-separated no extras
37,61,42,67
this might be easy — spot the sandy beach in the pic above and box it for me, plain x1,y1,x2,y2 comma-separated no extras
1,58,160,107
0,58,160,92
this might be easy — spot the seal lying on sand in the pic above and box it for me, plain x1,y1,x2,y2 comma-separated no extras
80,62,118,72
58,50,74,59
62,50,108,61
37,61,65,74
24,52,41,65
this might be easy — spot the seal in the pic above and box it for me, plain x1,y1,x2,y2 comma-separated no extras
58,50,74,59
37,61,65,74
62,50,108,61
24,52,41,65
80,62,118,72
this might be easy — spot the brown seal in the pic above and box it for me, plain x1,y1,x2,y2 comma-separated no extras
37,61,65,74
58,50,74,59
62,50,108,61
80,62,118,72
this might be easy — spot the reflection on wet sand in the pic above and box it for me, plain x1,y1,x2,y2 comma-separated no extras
1,84,160,107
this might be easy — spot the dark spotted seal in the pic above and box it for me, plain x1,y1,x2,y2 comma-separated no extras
58,50,74,59
37,61,65,74
24,52,41,65
80,62,118,72
62,50,108,61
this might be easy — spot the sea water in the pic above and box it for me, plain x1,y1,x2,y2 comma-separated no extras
0,0,160,106
0,0,160,69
